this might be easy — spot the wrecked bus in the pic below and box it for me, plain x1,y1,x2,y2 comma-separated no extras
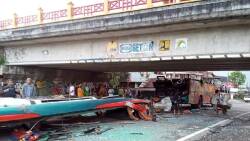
134,72,217,108
156,72,217,107
188,77,216,107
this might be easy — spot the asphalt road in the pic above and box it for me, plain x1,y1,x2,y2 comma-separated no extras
43,113,225,141
42,105,239,141
1,100,248,141
197,100,250,141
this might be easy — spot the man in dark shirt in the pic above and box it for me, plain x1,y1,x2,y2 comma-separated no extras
171,94,178,115
1,79,16,98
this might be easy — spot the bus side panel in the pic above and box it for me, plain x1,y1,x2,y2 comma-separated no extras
202,84,210,104
202,84,216,104
189,80,202,105
189,79,216,105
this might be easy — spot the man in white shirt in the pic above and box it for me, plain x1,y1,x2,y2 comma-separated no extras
69,84,75,97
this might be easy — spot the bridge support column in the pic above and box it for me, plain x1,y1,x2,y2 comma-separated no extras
67,1,74,19
104,0,109,15
37,7,43,24
12,13,17,28
147,0,153,8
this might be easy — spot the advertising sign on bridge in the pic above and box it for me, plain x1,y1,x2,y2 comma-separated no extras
119,41,154,54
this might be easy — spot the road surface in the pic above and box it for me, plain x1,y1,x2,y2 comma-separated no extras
196,100,250,141
0,100,249,141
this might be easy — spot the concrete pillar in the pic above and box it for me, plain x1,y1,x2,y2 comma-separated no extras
67,1,74,19
12,13,17,28
147,0,153,8
104,0,109,15
37,7,43,24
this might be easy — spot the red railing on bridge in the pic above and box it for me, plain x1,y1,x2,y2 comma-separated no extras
0,0,196,30
16,15,37,25
108,0,147,10
73,3,104,16
0,19,12,30
42,9,67,21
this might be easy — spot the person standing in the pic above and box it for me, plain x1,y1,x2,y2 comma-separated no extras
77,84,84,97
218,92,229,115
36,80,48,96
172,94,179,115
212,90,220,114
98,83,107,98
69,83,75,97
108,87,115,97
118,87,125,97
22,78,37,98
1,79,17,98
125,88,132,98
84,84,90,97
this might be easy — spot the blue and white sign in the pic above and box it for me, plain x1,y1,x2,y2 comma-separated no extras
119,41,154,54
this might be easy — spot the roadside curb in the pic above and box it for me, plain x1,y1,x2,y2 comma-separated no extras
176,111,250,141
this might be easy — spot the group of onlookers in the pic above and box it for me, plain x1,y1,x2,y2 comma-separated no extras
0,78,37,98
0,78,133,99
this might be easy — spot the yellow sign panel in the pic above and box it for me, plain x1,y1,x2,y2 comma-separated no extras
159,40,171,51
107,41,118,58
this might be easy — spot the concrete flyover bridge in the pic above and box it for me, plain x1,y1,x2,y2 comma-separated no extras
0,0,250,73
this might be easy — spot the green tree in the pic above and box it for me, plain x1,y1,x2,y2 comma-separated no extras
0,55,5,65
108,72,130,88
228,71,246,86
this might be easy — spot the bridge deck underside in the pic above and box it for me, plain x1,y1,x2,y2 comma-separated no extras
30,58,250,72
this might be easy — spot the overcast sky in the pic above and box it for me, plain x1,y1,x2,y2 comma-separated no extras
0,0,102,19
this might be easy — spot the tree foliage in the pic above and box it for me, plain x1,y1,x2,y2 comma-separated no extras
0,55,6,65
108,72,130,88
228,71,246,86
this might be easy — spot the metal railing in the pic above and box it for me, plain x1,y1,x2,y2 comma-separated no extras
0,0,196,30
73,3,105,17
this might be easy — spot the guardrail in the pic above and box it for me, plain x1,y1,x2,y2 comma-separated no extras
0,0,196,30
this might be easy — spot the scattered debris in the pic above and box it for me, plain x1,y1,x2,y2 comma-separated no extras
119,121,136,125
183,110,192,114
82,126,113,135
130,132,144,135
97,127,113,135
154,97,172,112
84,127,97,134
156,114,174,119
127,103,153,121
51,121,100,126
